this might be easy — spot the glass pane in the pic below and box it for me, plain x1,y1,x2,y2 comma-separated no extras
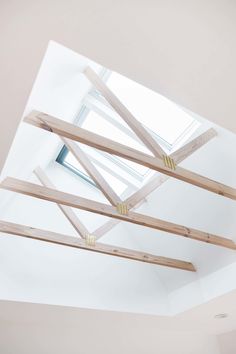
115,156,149,176
64,150,127,196
81,109,150,176
82,110,150,154
106,72,196,145
65,151,88,176
58,69,200,196
96,165,127,195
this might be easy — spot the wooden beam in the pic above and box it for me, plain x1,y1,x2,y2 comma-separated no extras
1,177,235,250
171,128,217,162
25,112,236,200
126,175,168,209
0,220,196,271
34,166,88,238
94,128,218,238
62,137,121,205
93,199,145,238
125,128,218,209
93,219,120,238
84,66,166,158
87,151,138,189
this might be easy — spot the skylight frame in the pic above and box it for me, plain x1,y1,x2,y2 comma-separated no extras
56,141,96,188
57,68,200,195
88,90,174,151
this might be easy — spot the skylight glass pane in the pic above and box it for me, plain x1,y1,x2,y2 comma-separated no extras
81,144,143,188
65,150,89,177
114,157,149,176
57,68,200,196
64,149,127,196
106,72,196,145
81,110,149,154
95,165,127,195
81,109,150,176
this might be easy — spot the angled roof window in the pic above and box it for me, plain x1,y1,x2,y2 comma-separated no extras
57,69,200,196
106,71,198,147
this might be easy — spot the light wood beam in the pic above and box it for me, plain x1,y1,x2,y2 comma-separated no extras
93,128,218,238
171,128,217,162
87,152,138,189
62,137,121,205
1,177,235,250
125,128,218,209
25,112,236,200
84,66,166,158
93,199,145,238
0,220,195,271
93,219,120,238
34,166,88,238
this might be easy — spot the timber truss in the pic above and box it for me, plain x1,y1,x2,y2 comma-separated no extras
0,67,235,272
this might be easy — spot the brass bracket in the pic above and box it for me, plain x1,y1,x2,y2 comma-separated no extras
85,234,96,247
116,203,128,215
162,155,176,170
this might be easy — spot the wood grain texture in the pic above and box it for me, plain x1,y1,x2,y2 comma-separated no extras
1,177,235,250
25,111,236,200
94,128,218,238
62,137,121,205
125,128,218,209
0,220,195,271
93,218,120,238
84,66,166,158
34,166,88,238
171,128,217,162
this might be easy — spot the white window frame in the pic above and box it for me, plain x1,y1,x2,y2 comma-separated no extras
57,69,200,196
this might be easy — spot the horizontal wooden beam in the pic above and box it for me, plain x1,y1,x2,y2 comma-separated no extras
62,137,121,205
93,199,145,238
84,66,166,158
0,220,195,271
34,166,88,238
1,177,235,250
94,128,218,238
125,128,218,209
24,111,236,200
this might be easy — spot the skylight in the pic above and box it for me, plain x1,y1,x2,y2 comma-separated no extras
106,72,198,147
57,69,200,196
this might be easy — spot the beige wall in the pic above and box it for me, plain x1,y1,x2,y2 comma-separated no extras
0,301,221,354
1,0,236,173
218,330,236,354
